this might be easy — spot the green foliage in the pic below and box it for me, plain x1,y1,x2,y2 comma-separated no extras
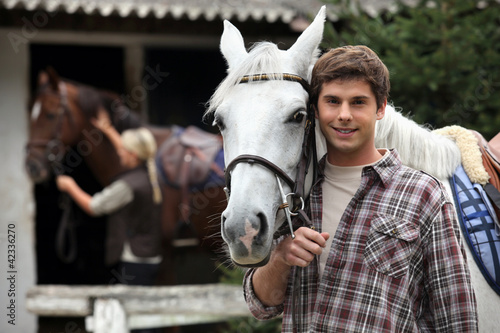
218,264,282,332
217,262,246,285
220,316,282,333
322,0,500,139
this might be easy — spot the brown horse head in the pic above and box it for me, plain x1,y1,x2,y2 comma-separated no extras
25,67,141,184
26,68,86,183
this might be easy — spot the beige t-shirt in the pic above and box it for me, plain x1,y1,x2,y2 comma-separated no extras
320,161,364,279
320,150,388,278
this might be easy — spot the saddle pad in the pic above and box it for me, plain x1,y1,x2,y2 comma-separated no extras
452,164,500,295
473,183,500,236
155,126,225,192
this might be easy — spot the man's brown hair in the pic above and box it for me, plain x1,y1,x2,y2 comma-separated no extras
310,45,390,109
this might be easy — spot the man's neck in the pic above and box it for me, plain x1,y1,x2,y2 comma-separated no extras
327,148,384,167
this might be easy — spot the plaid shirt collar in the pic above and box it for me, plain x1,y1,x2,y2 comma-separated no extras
317,148,402,188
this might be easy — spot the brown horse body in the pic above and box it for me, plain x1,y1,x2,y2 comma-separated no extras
26,69,226,287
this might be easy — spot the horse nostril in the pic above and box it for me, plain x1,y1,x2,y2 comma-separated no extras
255,212,268,242
27,161,39,177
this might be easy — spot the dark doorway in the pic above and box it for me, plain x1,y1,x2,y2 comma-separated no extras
145,47,226,131
30,43,125,93
29,43,125,286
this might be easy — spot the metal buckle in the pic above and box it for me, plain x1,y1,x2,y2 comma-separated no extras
276,175,304,239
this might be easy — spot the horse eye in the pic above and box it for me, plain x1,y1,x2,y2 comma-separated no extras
45,113,57,120
292,111,306,123
213,116,225,131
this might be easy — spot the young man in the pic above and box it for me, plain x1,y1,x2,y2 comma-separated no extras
243,46,478,332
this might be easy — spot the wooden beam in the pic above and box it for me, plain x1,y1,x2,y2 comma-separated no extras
26,284,251,328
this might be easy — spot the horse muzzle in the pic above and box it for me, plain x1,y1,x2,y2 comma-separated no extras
25,154,51,183
221,206,274,267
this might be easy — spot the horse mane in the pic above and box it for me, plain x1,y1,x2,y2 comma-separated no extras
205,42,288,118
375,105,462,179
97,90,142,132
74,81,141,133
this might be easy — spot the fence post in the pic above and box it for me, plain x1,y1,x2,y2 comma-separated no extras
86,298,129,333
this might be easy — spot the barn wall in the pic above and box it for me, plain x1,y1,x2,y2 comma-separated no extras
0,15,300,331
0,28,36,333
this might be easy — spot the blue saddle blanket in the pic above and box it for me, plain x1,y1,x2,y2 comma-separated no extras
452,164,500,295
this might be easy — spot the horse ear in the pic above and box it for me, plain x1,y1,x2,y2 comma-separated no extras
220,20,248,72
46,66,60,92
286,6,326,76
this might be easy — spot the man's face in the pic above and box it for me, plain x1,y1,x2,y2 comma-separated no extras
316,79,386,166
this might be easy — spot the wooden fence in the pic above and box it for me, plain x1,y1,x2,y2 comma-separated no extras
26,283,251,333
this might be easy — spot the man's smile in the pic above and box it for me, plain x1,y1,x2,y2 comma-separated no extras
334,127,357,136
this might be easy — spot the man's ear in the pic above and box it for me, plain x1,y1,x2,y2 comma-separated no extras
376,100,387,120
313,104,319,119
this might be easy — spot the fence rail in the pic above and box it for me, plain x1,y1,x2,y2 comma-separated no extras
26,283,251,333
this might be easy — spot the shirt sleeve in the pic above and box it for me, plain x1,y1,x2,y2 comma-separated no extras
423,197,478,332
90,180,134,216
243,268,285,320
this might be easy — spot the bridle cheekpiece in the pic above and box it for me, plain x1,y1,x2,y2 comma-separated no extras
223,73,316,239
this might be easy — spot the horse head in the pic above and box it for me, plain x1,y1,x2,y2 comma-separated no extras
25,68,139,184
25,68,89,183
206,7,326,266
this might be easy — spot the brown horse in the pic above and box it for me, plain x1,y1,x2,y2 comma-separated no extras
25,68,227,287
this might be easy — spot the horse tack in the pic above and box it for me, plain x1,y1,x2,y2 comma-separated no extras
26,81,80,263
156,126,224,245
226,72,317,332
471,130,500,222
26,81,74,170
158,126,223,189
224,73,316,239
239,73,310,93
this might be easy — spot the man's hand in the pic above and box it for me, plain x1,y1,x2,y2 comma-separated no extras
274,227,330,268
251,227,330,307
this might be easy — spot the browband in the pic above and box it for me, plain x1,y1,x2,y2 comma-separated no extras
239,73,310,93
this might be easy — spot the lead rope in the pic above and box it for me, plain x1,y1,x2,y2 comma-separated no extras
268,101,317,333
54,81,78,264
235,73,316,332
290,109,318,333
56,192,78,263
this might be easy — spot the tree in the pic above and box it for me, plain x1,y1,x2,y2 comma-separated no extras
322,0,500,139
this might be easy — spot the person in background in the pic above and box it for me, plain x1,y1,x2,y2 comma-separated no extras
56,110,163,287
243,45,478,332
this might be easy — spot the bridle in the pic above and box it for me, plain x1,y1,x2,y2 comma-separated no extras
223,73,317,238
223,73,318,332
26,81,78,264
26,81,73,171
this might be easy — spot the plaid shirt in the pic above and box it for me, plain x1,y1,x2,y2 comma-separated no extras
244,149,478,332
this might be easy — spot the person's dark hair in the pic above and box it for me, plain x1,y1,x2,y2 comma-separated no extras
310,45,390,109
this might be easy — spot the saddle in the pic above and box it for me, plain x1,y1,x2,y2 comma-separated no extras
471,130,500,224
452,164,500,295
156,126,224,245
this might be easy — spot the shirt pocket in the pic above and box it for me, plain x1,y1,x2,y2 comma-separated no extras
364,214,419,278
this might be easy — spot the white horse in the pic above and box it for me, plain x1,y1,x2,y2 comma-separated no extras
205,6,500,331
